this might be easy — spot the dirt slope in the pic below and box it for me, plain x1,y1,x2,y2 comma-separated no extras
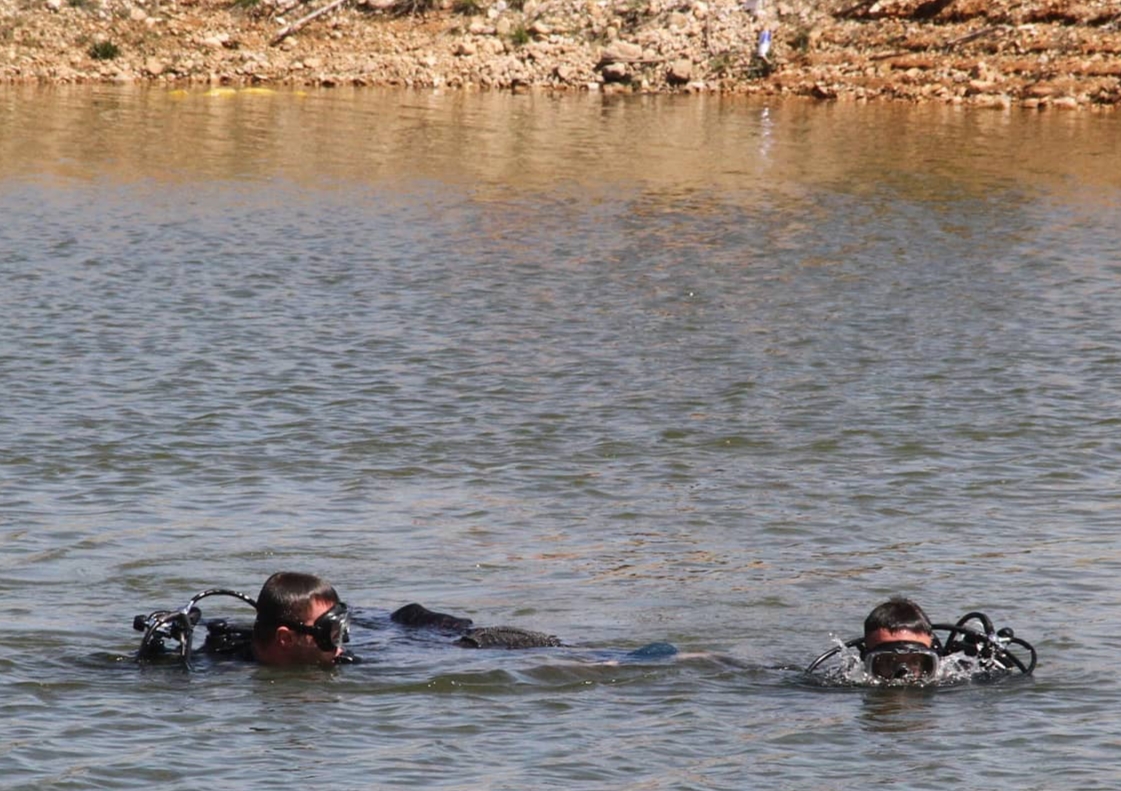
2,0,1119,105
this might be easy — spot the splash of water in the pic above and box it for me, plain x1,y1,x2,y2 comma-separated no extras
809,639,1014,688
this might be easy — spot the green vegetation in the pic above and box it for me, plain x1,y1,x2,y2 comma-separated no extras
509,23,530,46
745,53,774,79
708,51,736,77
88,40,120,59
789,27,811,53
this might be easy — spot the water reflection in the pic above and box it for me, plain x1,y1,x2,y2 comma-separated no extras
2,86,1118,201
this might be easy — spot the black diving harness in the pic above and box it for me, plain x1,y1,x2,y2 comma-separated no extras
133,588,260,665
805,611,1038,681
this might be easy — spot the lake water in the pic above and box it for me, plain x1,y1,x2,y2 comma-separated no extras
2,85,1121,790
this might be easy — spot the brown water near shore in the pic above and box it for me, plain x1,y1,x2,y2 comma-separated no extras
2,0,1119,105
4,84,1118,187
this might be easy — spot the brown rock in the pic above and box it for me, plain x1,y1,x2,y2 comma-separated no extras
601,61,628,81
600,41,643,63
1026,82,1060,98
889,55,935,70
667,57,692,84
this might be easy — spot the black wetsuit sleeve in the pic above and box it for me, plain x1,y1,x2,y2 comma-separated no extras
455,626,564,649
391,603,474,633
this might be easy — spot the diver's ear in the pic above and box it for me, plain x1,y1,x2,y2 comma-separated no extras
275,625,296,648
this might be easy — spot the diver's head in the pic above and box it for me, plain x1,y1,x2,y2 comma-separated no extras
863,597,937,682
252,572,349,666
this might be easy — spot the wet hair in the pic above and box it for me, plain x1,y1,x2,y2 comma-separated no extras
863,597,933,640
252,571,339,645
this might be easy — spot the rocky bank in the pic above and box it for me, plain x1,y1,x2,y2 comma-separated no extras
2,0,1120,105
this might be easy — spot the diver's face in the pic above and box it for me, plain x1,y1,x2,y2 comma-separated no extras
864,629,938,682
289,598,344,665
262,598,343,667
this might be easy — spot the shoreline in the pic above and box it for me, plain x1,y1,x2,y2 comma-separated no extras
2,0,1120,107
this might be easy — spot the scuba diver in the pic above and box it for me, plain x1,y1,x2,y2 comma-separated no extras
133,571,569,667
805,597,1037,685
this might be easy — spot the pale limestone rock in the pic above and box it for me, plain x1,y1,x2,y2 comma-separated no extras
601,40,641,62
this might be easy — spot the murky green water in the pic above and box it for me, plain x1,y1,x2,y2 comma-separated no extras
2,86,1121,790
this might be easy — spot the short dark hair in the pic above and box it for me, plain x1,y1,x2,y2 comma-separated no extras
864,597,933,639
253,571,339,645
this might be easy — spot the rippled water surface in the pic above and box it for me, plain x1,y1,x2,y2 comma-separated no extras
2,86,1121,790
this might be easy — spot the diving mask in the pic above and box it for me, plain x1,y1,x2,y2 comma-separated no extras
280,602,351,653
863,640,940,682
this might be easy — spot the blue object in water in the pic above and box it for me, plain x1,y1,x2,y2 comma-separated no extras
625,641,679,660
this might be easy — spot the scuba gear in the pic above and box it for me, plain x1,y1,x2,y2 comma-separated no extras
134,588,355,665
862,641,940,682
134,588,258,665
937,610,1036,676
806,610,1037,683
199,618,256,656
133,589,568,667
273,601,351,653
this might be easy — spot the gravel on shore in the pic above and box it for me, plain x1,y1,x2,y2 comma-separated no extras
2,0,1119,106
